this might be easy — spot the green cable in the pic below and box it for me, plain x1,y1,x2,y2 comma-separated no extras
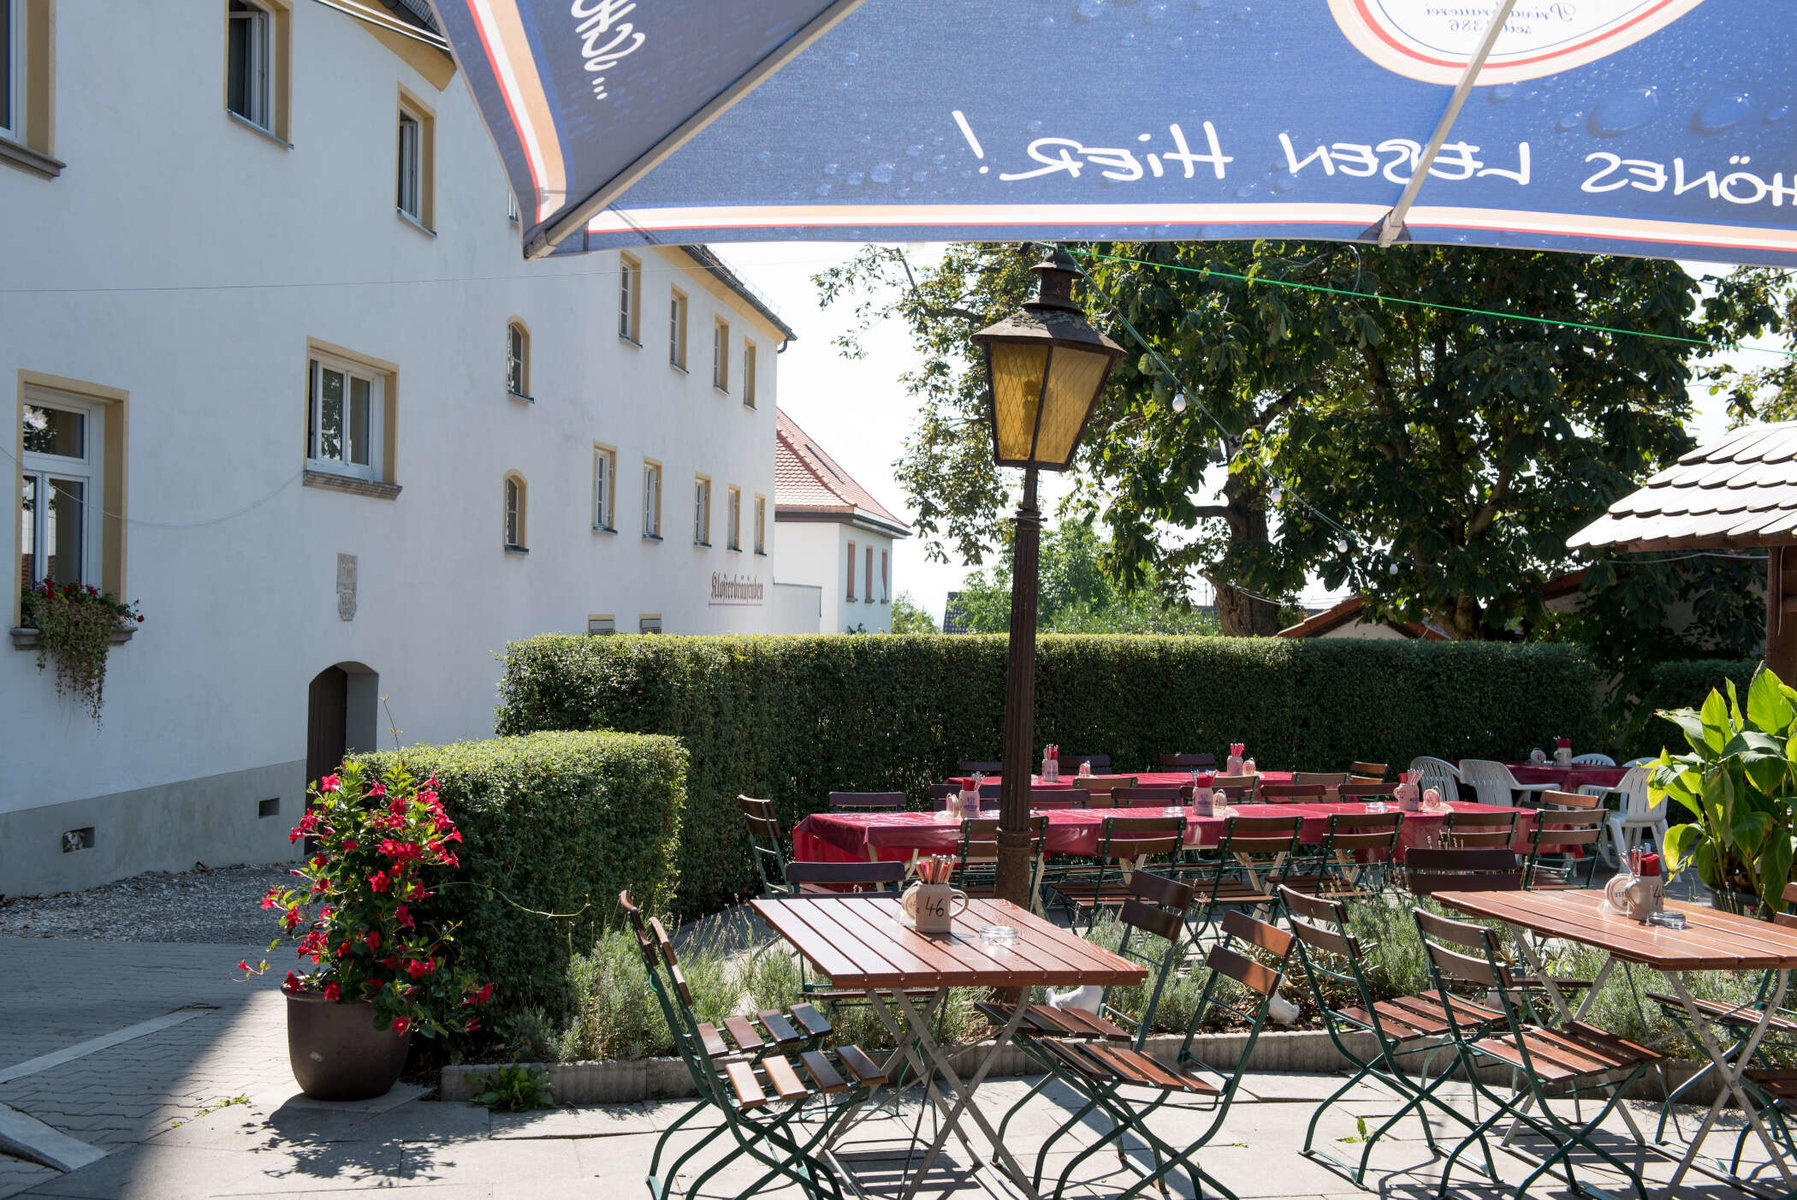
1071,247,1797,360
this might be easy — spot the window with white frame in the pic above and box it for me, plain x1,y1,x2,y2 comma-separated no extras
742,341,758,408
619,255,641,342
306,353,383,480
0,0,20,142
726,486,741,550
592,445,616,530
881,550,890,602
642,461,661,538
712,318,729,391
846,540,856,600
226,0,273,131
503,474,527,550
19,396,101,588
668,289,687,369
754,495,766,555
693,476,711,545
506,321,530,398
865,546,874,604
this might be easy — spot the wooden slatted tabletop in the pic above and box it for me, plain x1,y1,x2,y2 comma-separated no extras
1434,889,1797,972
751,896,1146,991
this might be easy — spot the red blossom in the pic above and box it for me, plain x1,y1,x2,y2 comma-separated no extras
323,982,341,1001
282,971,304,994
369,783,387,798
320,774,341,792
393,904,415,931
281,905,303,931
391,1016,412,1034
467,982,494,1006
236,960,250,972
260,887,281,910
369,870,390,893
364,930,381,952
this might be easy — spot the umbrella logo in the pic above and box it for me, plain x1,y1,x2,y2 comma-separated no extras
1327,0,1707,84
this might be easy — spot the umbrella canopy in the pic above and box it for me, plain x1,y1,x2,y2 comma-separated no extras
431,0,1797,265
1568,422,1797,678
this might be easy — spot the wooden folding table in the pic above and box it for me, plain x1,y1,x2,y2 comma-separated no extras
1436,888,1797,1196
751,894,1145,1200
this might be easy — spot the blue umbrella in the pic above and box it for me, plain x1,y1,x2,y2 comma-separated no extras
427,0,1797,266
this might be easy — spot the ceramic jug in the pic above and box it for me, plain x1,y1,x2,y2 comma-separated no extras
901,882,969,933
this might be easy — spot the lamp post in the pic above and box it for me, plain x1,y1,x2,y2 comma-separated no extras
972,247,1123,908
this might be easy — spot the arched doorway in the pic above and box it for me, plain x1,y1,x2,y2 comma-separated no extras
306,662,379,786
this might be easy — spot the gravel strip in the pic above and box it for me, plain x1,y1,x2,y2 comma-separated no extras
0,862,298,944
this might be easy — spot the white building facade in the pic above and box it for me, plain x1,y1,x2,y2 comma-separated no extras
773,411,910,634
1,0,802,895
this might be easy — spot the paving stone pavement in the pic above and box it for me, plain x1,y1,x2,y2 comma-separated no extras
2,936,1789,1199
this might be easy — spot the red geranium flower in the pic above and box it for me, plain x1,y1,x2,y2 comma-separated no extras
320,774,341,793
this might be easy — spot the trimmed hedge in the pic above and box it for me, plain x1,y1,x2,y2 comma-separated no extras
356,730,685,1020
496,634,1600,916
1617,658,1760,762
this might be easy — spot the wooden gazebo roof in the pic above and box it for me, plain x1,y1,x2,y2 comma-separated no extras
1568,422,1797,553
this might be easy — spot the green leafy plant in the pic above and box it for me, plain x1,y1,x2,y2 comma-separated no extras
21,579,143,721
469,1064,554,1111
1656,666,1797,915
241,758,493,1039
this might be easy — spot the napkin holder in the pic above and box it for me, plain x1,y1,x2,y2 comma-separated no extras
1395,770,1421,812
1553,737,1572,768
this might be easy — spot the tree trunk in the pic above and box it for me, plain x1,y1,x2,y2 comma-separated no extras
1210,478,1284,637
1215,584,1284,637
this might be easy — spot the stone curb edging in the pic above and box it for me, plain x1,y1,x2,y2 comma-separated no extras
443,1028,1723,1107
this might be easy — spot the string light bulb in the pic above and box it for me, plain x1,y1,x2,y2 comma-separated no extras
1171,391,1188,414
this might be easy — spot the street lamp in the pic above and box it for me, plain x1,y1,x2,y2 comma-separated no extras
972,247,1123,908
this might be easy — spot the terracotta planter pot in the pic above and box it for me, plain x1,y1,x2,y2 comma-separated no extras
286,992,411,1101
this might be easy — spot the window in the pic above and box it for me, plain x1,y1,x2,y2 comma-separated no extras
19,396,101,588
586,615,615,636
306,352,384,481
0,0,19,141
865,546,874,604
592,445,616,531
1,0,58,177
726,486,741,551
226,1,273,131
712,319,730,392
618,255,641,343
16,376,126,615
642,461,661,538
503,474,527,551
881,550,890,602
639,615,662,635
693,476,711,545
505,320,530,398
846,540,856,601
754,495,766,555
742,341,758,408
668,289,687,370
395,90,435,230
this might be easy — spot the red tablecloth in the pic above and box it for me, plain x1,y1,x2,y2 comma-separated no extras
792,802,1537,865
947,770,1296,790
1503,763,1628,789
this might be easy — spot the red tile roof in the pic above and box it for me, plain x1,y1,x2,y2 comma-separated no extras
1276,595,1449,640
774,409,910,538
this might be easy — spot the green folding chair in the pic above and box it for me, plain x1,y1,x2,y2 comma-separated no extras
1003,909,1296,1200
1281,885,1504,1188
1413,906,1663,1200
620,891,886,1200
1179,812,1301,939
1283,810,1404,899
1046,813,1185,934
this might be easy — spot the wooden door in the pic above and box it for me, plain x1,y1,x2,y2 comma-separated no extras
306,666,348,787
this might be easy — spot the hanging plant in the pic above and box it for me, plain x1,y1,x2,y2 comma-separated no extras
21,580,143,722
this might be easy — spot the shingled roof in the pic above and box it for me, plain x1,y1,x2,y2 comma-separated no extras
1567,422,1797,553
774,410,910,538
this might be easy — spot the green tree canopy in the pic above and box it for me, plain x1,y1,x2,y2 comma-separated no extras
889,592,939,634
818,240,1739,642
949,519,1220,637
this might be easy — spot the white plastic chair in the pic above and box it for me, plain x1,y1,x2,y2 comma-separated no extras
1408,756,1461,804
1457,759,1523,806
1572,752,1616,766
1604,764,1666,868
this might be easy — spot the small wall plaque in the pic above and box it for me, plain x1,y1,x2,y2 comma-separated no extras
336,554,357,621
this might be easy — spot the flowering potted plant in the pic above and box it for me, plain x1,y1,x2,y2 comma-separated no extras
244,758,491,1100
18,579,143,722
